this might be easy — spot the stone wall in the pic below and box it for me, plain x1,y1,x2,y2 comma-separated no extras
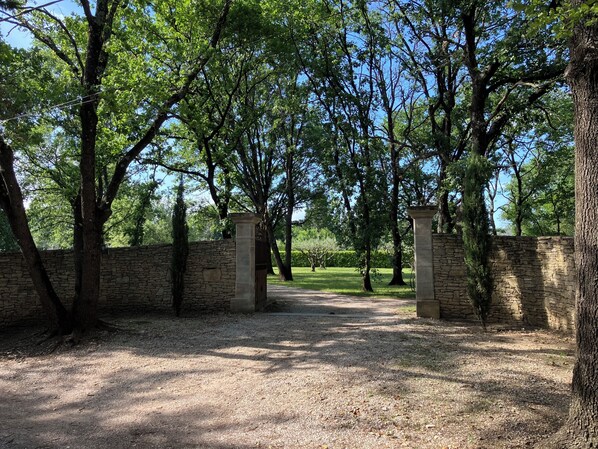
0,240,236,326
433,234,576,332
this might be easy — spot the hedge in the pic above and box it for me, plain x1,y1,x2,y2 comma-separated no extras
272,250,404,268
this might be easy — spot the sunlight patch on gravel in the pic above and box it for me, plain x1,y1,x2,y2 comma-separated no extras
0,292,574,449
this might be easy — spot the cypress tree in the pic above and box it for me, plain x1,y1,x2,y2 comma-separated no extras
0,209,18,251
171,177,189,317
461,152,493,329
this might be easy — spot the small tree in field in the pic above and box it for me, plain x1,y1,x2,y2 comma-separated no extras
171,178,189,317
294,228,338,272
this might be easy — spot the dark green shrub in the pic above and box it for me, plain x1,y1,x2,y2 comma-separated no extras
171,179,189,317
462,152,494,329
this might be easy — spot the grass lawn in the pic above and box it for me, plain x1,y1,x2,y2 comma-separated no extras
268,266,415,299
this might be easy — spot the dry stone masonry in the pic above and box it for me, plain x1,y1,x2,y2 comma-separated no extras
0,240,236,327
433,234,575,332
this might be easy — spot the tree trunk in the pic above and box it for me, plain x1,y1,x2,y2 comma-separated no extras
515,213,523,237
362,244,374,292
266,251,275,276
544,10,598,447
206,153,232,240
129,183,156,246
74,77,102,333
0,137,72,333
437,162,454,234
388,220,406,286
388,146,406,286
489,208,498,236
218,203,232,239
284,149,294,281
283,211,294,281
266,220,291,280
73,218,102,332
72,195,84,308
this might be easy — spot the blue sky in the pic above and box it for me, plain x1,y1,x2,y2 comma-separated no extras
1,21,32,47
1,0,80,47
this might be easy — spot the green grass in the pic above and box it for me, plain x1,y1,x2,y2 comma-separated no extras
268,266,415,299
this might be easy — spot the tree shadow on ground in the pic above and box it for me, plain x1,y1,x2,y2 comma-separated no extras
0,289,575,449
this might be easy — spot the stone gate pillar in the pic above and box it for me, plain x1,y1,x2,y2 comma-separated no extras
230,213,261,313
407,206,439,319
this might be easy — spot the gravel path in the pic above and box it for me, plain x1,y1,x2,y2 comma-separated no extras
0,286,574,448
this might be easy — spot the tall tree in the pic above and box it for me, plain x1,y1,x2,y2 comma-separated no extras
388,0,470,234
541,1,598,446
458,0,565,327
0,0,232,335
497,92,574,236
293,0,388,291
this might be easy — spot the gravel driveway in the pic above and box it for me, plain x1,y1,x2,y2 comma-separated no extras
0,285,573,448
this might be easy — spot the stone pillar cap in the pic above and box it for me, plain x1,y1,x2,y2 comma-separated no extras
407,205,437,219
230,213,261,224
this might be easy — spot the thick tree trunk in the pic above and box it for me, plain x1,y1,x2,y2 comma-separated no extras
270,238,290,280
72,195,84,307
544,11,598,447
0,137,72,333
75,78,102,333
266,220,291,280
266,250,275,276
73,219,102,332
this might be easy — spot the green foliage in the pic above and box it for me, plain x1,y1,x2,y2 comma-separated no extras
499,94,575,236
0,209,18,251
0,0,21,10
293,228,338,269
461,153,494,328
291,1,391,289
171,179,189,317
274,250,396,269
186,204,224,241
502,144,574,236
0,0,575,322
514,0,598,39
